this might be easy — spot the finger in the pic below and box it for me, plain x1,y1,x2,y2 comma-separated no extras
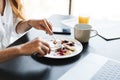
40,41,51,53
38,25,46,30
39,22,51,34
34,38,51,53
44,19,53,31
41,45,50,54
41,40,49,47
43,19,53,35
37,48,46,57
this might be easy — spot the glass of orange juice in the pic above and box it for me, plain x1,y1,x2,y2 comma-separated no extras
78,16,89,24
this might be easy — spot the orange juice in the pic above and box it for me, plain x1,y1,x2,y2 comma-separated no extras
78,16,89,24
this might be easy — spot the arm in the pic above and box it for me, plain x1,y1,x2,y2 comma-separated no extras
16,20,32,34
16,19,53,35
0,46,21,63
0,38,51,63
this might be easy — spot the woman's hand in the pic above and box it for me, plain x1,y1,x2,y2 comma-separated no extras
28,19,53,35
18,38,51,57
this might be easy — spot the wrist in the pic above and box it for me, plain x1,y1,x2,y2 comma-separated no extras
27,20,33,27
7,46,23,56
27,20,32,28
15,45,24,56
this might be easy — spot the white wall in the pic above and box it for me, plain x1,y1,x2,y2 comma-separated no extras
22,0,120,21
71,0,120,21
23,0,69,19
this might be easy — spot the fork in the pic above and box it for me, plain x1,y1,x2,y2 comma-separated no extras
51,35,63,49
52,34,57,42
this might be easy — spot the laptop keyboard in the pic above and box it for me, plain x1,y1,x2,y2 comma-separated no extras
91,60,120,80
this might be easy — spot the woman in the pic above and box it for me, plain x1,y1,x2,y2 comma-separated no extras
0,0,53,62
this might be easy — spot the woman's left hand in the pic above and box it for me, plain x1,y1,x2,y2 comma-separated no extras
28,19,53,35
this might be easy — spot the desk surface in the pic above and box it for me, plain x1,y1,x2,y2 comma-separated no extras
0,15,120,80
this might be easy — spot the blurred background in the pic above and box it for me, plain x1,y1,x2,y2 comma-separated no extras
22,0,120,21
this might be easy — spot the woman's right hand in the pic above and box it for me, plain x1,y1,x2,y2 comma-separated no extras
18,38,51,57
28,19,53,35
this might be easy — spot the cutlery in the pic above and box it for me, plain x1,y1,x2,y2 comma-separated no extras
51,35,63,49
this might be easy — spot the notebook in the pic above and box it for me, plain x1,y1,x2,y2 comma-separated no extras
58,53,120,80
90,19,120,40
48,15,74,35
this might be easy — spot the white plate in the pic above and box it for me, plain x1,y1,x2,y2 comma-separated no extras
44,36,83,59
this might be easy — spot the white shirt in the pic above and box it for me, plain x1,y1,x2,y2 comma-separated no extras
0,0,23,49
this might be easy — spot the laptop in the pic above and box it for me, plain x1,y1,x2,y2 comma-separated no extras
58,53,120,80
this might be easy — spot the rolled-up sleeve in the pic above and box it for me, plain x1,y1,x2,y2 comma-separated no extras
10,14,26,43
12,14,23,35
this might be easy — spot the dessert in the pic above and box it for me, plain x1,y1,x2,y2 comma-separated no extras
51,40,76,56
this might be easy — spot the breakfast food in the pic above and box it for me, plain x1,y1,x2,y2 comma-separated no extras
51,40,76,56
